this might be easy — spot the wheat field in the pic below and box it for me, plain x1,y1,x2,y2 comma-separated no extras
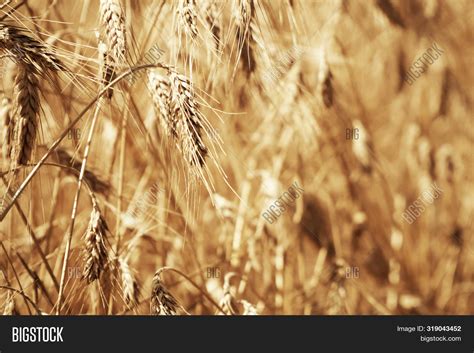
0,0,472,315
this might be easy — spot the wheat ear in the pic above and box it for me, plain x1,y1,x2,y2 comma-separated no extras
147,71,176,137
99,0,126,62
150,271,180,315
148,69,208,168
318,48,333,108
83,201,109,284
10,64,40,166
0,24,64,169
235,0,256,75
203,0,220,49
169,70,208,167
178,0,198,40
0,24,64,73
119,257,139,306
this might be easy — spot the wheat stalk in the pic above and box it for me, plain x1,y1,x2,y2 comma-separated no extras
56,148,111,195
98,40,115,98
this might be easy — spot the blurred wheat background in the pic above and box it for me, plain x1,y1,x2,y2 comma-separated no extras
0,0,473,315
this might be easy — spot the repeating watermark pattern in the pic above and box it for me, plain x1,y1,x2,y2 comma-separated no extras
127,43,165,85
345,266,360,278
123,182,164,226
262,181,304,224
404,41,444,85
402,182,444,224
67,128,82,143
206,267,220,278
345,128,360,140
67,266,82,279
262,45,305,84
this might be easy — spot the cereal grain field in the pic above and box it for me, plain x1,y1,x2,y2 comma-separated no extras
0,0,473,315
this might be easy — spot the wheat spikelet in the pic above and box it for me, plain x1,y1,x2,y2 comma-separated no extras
178,0,198,39
10,64,40,166
0,24,64,73
147,71,176,137
203,0,220,49
318,48,333,108
100,0,126,62
168,70,208,167
150,270,179,315
240,299,258,315
0,97,12,166
2,293,16,315
235,0,256,75
217,273,257,315
218,272,238,315
83,202,109,283
236,0,253,31
119,257,139,306
326,258,347,315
